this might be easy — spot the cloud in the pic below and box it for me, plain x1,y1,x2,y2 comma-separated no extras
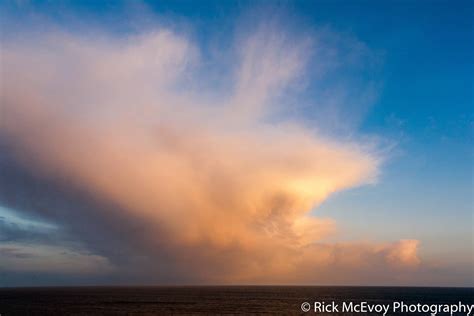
0,243,112,275
0,22,420,284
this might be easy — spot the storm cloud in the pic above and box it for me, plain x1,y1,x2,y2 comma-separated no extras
0,22,420,285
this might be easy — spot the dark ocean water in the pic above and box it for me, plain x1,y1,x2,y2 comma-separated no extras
0,286,472,316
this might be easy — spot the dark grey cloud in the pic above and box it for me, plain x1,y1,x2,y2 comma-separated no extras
0,141,203,284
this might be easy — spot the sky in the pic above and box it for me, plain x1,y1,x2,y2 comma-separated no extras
0,0,472,287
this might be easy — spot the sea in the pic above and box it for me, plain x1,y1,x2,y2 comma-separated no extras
0,286,472,315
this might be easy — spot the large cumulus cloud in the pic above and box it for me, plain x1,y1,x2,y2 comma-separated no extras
0,23,420,284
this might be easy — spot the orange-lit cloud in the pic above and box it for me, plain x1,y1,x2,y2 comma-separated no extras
0,25,420,284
